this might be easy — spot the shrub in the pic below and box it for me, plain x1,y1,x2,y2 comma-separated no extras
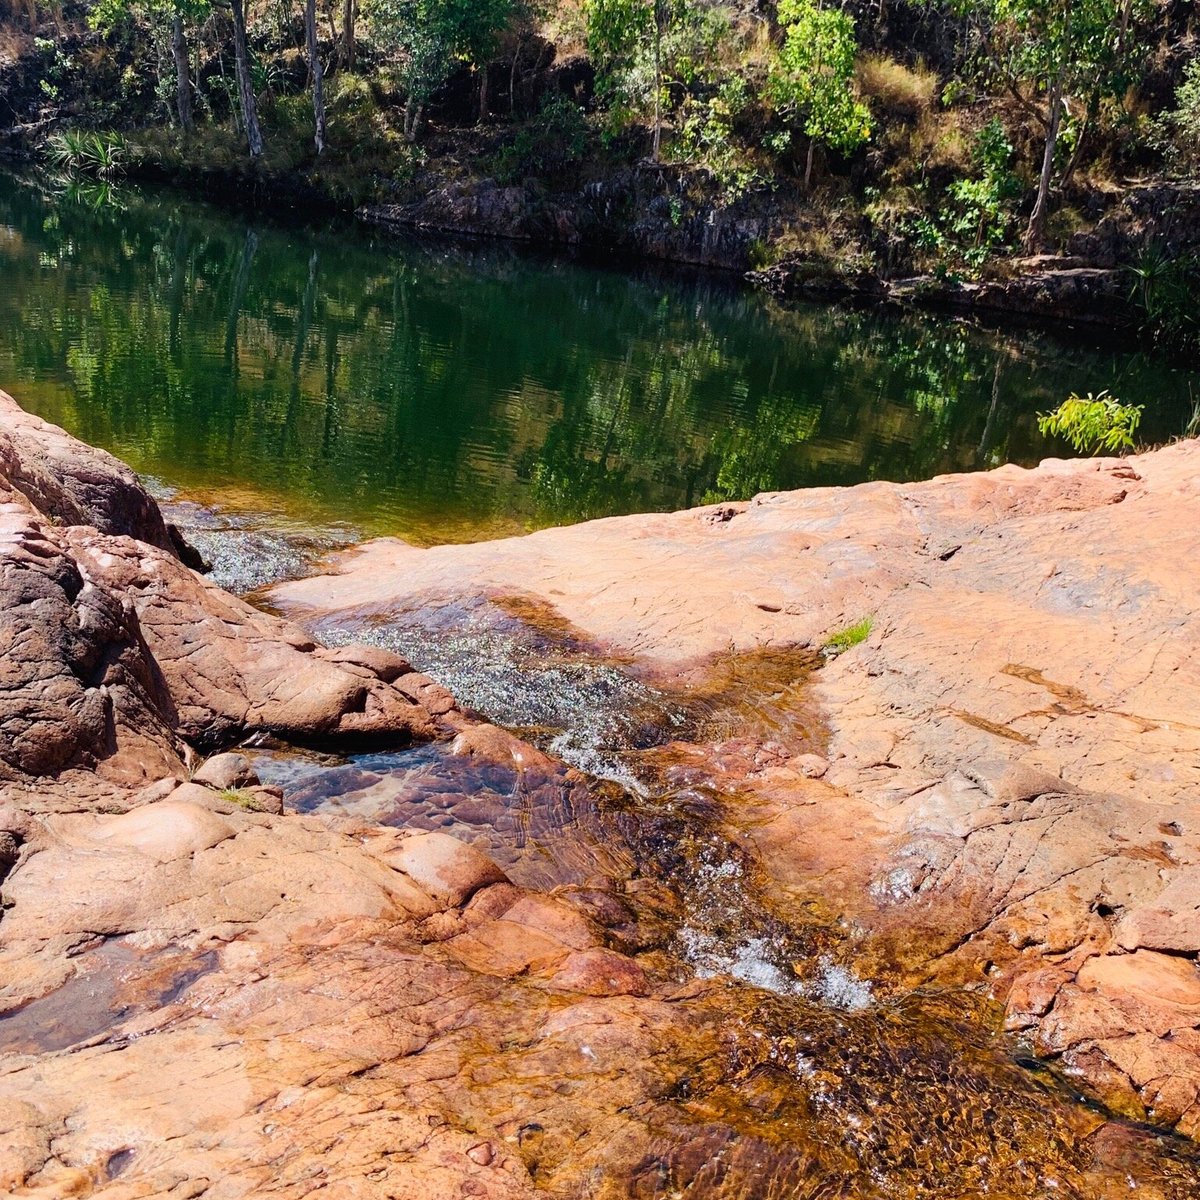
1152,57,1200,174
1128,243,1200,355
45,129,128,178
493,93,588,183
894,117,1020,274
1037,392,1143,454
673,76,766,205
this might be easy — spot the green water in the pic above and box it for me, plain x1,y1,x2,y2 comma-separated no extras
1,170,1194,544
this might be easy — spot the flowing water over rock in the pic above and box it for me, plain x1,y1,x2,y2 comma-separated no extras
148,480,357,593
244,598,1200,1196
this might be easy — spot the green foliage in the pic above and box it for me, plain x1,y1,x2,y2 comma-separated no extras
1037,392,1143,454
823,616,874,655
89,0,210,32
366,0,518,105
323,72,390,151
585,0,664,86
584,0,667,144
949,0,1154,186
959,0,1152,103
494,93,588,182
1128,244,1200,356
34,35,72,102
585,0,732,153
1152,57,1200,174
768,0,872,160
46,130,129,178
672,76,764,204
903,118,1020,272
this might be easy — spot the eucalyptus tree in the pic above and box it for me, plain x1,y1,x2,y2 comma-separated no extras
225,0,263,157
90,0,210,132
305,0,326,153
767,0,873,190
584,0,672,160
366,0,518,139
950,0,1153,250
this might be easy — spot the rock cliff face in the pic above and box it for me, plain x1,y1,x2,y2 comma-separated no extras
4,391,1200,1198
273,437,1200,1137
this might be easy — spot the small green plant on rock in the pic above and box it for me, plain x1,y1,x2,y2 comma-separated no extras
823,616,873,656
1037,392,1143,454
219,787,270,812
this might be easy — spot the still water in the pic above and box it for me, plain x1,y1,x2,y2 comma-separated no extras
0,169,1194,545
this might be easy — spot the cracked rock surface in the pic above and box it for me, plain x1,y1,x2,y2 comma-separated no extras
273,438,1200,1133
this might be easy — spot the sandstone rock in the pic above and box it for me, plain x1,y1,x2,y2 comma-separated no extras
385,830,511,907
5,390,1200,1189
549,948,650,996
192,752,259,791
449,722,557,773
0,389,202,566
313,642,414,682
0,396,460,800
0,496,183,786
86,800,236,862
270,438,1200,1134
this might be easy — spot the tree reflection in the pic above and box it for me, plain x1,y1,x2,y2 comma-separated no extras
0,170,1191,542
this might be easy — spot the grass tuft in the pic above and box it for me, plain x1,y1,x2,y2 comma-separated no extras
858,54,938,120
822,616,874,655
219,787,269,812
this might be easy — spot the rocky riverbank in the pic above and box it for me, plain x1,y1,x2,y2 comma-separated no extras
3,389,1200,1197
359,172,1200,336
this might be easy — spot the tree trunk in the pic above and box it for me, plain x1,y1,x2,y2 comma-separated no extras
170,15,194,133
804,138,815,192
340,0,356,70
1060,94,1097,192
651,12,662,162
305,0,326,154
1024,71,1062,253
230,0,264,159
478,65,489,123
403,103,424,142
509,35,521,114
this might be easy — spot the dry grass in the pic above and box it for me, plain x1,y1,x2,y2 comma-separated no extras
858,54,939,121
0,24,31,63
912,109,972,173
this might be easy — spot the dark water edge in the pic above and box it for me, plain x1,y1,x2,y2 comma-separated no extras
2,167,1197,552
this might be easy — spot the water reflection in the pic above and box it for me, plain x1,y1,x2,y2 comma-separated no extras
1,169,1193,544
